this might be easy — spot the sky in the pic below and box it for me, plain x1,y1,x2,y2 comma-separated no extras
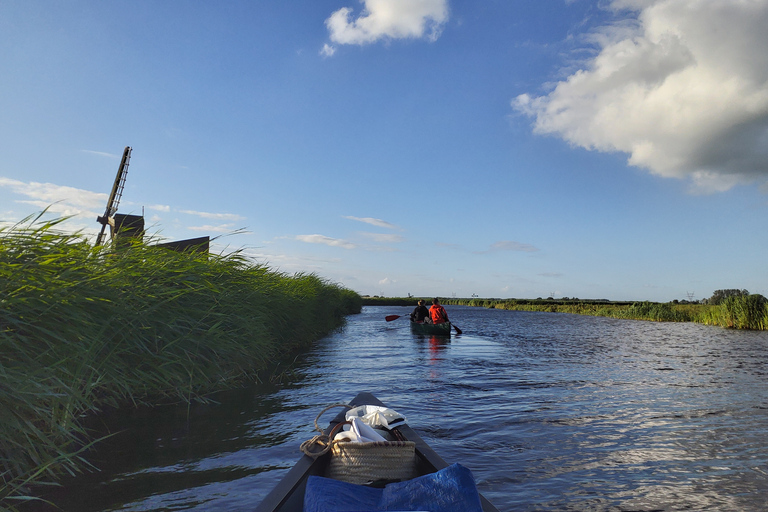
2,0,768,302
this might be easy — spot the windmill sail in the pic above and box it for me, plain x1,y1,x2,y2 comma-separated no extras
96,146,132,246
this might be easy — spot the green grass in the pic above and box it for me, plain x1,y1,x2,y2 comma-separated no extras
0,213,361,508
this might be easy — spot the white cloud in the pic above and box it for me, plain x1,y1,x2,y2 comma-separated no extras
325,0,448,46
361,232,405,243
0,178,249,239
513,0,768,193
0,177,106,214
296,234,356,249
344,215,400,229
242,248,343,272
188,224,237,233
320,43,336,57
178,209,245,221
80,149,121,159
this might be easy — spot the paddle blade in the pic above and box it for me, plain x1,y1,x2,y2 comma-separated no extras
385,315,402,322
453,324,462,335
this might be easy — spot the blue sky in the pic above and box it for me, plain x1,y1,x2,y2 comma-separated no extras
2,0,768,302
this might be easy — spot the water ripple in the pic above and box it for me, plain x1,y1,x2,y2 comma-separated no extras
27,306,768,512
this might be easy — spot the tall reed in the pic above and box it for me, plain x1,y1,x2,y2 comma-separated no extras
697,294,768,329
0,213,361,508
432,297,765,329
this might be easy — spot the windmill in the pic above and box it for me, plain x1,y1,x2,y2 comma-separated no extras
95,146,132,246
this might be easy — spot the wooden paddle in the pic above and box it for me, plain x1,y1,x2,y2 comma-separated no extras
452,324,463,335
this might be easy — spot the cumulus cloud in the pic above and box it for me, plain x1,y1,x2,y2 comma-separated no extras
324,0,448,52
344,215,400,229
513,0,768,193
296,234,356,249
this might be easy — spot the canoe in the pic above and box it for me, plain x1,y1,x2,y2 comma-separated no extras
410,320,452,336
255,391,498,512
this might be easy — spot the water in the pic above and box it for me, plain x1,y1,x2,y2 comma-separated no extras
28,306,768,511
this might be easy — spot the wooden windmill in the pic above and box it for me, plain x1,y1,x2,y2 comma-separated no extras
95,146,132,246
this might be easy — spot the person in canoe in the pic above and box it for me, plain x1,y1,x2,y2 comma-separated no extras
410,299,430,323
429,297,449,324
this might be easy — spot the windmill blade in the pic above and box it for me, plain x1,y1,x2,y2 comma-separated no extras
95,146,132,246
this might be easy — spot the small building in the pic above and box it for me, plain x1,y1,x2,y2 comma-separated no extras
156,236,210,254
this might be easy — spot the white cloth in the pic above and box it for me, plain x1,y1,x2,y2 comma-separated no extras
345,405,406,429
334,417,388,443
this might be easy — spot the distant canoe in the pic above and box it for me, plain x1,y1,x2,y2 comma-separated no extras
410,320,452,336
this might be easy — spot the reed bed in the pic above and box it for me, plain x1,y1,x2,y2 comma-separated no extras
476,298,767,328
366,297,767,330
696,294,768,330
0,214,361,509
471,300,689,321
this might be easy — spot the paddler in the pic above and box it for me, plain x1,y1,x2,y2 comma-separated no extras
410,299,430,323
429,297,449,324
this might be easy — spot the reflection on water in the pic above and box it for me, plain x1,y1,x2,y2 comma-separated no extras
27,306,768,511
422,334,449,379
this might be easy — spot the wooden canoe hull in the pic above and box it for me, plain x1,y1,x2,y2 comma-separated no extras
410,320,452,335
255,392,498,512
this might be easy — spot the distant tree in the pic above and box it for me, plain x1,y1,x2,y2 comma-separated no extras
708,289,749,305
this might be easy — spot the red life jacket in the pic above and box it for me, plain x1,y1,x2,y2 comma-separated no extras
430,304,448,324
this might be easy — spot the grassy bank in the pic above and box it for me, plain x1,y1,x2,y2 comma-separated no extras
0,215,361,508
364,296,768,329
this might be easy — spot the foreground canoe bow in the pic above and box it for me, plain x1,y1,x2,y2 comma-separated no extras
255,392,498,512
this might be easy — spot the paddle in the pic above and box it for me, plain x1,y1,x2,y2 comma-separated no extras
452,324,463,335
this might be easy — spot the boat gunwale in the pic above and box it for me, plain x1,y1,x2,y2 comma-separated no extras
255,391,498,512
409,320,452,336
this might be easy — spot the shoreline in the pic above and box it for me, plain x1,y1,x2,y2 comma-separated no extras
363,296,767,330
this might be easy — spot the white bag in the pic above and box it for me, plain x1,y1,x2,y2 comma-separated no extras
334,417,388,443
345,405,406,429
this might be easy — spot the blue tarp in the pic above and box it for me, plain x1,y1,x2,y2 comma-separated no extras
303,463,484,512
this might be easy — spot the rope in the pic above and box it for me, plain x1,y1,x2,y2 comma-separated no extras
299,403,351,459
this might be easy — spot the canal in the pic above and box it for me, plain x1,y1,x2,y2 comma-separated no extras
29,305,768,511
